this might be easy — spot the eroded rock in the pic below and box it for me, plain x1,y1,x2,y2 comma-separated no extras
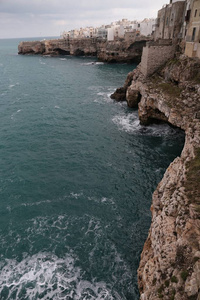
116,55,200,300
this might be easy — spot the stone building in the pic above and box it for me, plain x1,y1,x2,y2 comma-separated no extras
184,0,200,58
154,0,186,40
140,0,186,77
124,30,137,42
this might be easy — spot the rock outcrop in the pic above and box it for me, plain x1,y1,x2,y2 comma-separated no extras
18,38,97,56
113,56,200,300
110,71,134,101
18,38,150,63
97,40,147,63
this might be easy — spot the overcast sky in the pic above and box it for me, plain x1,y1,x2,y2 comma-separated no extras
0,0,167,39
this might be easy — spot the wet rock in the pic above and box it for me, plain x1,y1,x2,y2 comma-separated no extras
127,89,140,107
121,55,200,300
110,87,126,101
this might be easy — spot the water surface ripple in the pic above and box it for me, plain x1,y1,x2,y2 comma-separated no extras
0,38,185,300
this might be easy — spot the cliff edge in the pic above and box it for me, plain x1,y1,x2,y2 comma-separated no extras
113,56,200,300
18,38,149,63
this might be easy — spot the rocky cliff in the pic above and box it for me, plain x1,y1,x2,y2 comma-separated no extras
18,38,97,56
112,56,200,300
97,39,147,63
18,38,149,63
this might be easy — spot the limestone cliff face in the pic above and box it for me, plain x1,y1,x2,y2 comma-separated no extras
97,40,147,63
18,39,97,56
113,56,200,300
18,38,149,63
18,41,46,54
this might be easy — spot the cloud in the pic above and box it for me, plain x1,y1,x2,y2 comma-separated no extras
0,0,167,38
54,20,69,26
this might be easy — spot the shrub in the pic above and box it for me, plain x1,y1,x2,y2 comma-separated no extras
181,270,189,281
171,276,178,283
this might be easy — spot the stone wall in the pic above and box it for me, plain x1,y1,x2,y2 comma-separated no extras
140,42,176,77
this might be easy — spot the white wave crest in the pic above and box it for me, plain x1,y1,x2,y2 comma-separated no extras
39,59,46,65
112,112,183,137
112,113,140,133
0,252,118,300
81,62,95,66
70,192,83,199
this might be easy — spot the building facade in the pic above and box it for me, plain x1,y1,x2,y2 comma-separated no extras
154,1,186,40
140,19,156,37
184,0,200,58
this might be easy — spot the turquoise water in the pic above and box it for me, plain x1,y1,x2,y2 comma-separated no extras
0,38,184,300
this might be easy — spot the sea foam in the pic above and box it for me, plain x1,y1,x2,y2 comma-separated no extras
112,112,183,137
0,252,119,300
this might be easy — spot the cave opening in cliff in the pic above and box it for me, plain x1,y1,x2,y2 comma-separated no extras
146,116,185,138
55,48,70,55
110,59,117,63
26,50,35,55
74,49,85,56
143,108,184,132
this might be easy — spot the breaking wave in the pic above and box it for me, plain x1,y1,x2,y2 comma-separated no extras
0,252,120,300
112,112,184,137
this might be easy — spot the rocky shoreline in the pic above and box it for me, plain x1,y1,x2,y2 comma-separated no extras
112,55,200,300
18,38,149,63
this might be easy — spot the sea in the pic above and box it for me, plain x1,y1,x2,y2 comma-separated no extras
0,37,185,300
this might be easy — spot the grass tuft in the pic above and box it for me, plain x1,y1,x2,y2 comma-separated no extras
181,270,189,281
171,276,178,283
158,83,181,98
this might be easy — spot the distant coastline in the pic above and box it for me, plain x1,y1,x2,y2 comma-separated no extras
18,37,150,63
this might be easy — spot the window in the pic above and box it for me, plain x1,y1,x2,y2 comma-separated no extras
192,27,196,42
185,9,191,22
166,17,169,25
194,9,197,17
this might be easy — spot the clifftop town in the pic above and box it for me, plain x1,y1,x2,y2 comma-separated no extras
61,18,156,42
18,18,156,63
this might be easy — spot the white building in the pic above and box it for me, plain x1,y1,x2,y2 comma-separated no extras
119,25,125,38
61,18,156,41
107,27,115,41
139,19,156,36
97,26,108,39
